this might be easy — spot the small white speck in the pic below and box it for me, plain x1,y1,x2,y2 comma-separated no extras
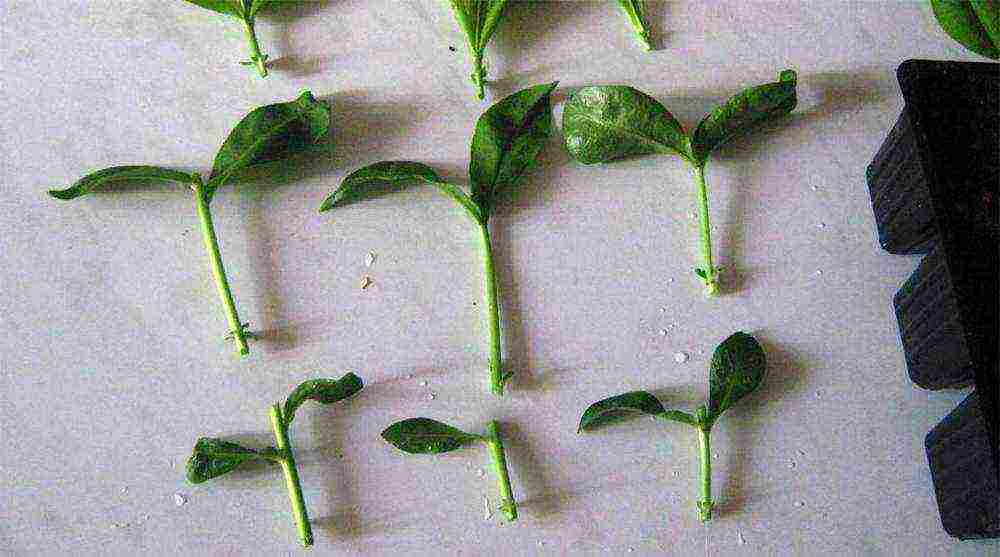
811,185,819,191
815,270,823,276
659,307,666,313
427,392,436,400
360,275,373,290
674,351,689,364
628,548,635,553
738,530,747,545
419,380,428,387
668,277,675,284
120,487,128,494
689,212,697,220
713,453,719,460
788,460,797,469
795,501,806,508
365,251,377,267
538,541,545,547
817,222,826,229
407,374,414,380
815,390,823,398
659,329,668,336
797,449,807,456
174,493,187,507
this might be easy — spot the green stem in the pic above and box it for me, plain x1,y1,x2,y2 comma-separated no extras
623,1,653,50
241,17,269,78
192,179,249,356
696,423,714,522
478,223,505,397
471,50,486,100
487,421,517,522
269,404,313,547
694,165,720,297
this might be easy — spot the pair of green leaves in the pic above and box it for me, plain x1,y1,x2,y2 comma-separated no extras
49,91,331,355
617,0,654,50
578,332,766,433
447,0,511,99
563,70,798,169
183,0,282,76
382,418,518,521
187,373,363,547
931,0,999,60
187,373,364,484
320,82,558,396
48,91,330,203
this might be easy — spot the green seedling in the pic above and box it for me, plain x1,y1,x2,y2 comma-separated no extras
182,0,286,77
446,0,511,99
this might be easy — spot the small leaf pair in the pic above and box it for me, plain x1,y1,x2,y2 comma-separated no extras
321,82,558,396
447,0,511,99
930,0,999,60
382,418,518,521
48,91,331,356
182,0,282,77
579,332,766,522
563,70,798,296
187,373,364,547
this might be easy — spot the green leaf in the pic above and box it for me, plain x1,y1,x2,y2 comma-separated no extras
469,82,558,217
249,0,275,18
690,70,798,165
661,410,698,426
707,332,766,422
381,418,481,454
186,438,273,484
47,166,194,200
282,373,364,425
182,0,242,17
207,91,331,197
617,0,653,50
578,391,666,432
448,0,510,52
563,86,690,165
931,0,999,59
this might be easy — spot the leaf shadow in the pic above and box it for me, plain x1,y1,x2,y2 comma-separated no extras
714,332,810,519
264,0,336,78
495,0,607,63
501,420,561,521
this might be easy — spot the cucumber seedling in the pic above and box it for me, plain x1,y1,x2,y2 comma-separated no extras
48,91,331,356
578,332,766,522
382,418,519,522
446,0,511,99
563,71,798,296
186,373,364,547
320,82,558,396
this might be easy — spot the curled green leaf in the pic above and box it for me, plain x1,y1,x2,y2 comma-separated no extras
381,418,481,454
578,390,667,432
690,70,798,165
282,373,363,425
931,0,999,59
563,86,690,165
47,166,194,200
186,437,274,484
207,91,331,197
707,331,766,422
469,81,558,217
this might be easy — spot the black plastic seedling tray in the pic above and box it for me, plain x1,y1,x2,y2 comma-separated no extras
867,59,998,540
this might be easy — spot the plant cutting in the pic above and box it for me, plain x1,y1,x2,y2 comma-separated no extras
446,0,511,99
186,373,364,547
48,91,331,356
320,82,557,396
930,0,999,60
577,332,766,522
181,0,284,77
563,70,798,296
382,417,518,521
616,0,654,50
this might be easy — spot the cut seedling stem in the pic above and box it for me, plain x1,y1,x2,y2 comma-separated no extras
486,421,517,521
269,404,313,547
694,165,719,297
241,18,269,78
478,224,505,396
696,407,714,522
192,177,249,356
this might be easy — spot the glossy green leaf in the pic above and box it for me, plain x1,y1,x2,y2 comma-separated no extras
469,82,558,217
47,166,194,200
186,438,275,484
563,85,690,165
282,373,363,425
707,332,766,421
931,0,999,59
381,418,481,454
183,0,242,17
207,91,331,196
578,391,666,432
617,0,653,50
690,70,798,165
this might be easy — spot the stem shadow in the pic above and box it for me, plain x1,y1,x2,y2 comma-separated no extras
501,420,561,521
714,332,810,518
264,0,336,78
